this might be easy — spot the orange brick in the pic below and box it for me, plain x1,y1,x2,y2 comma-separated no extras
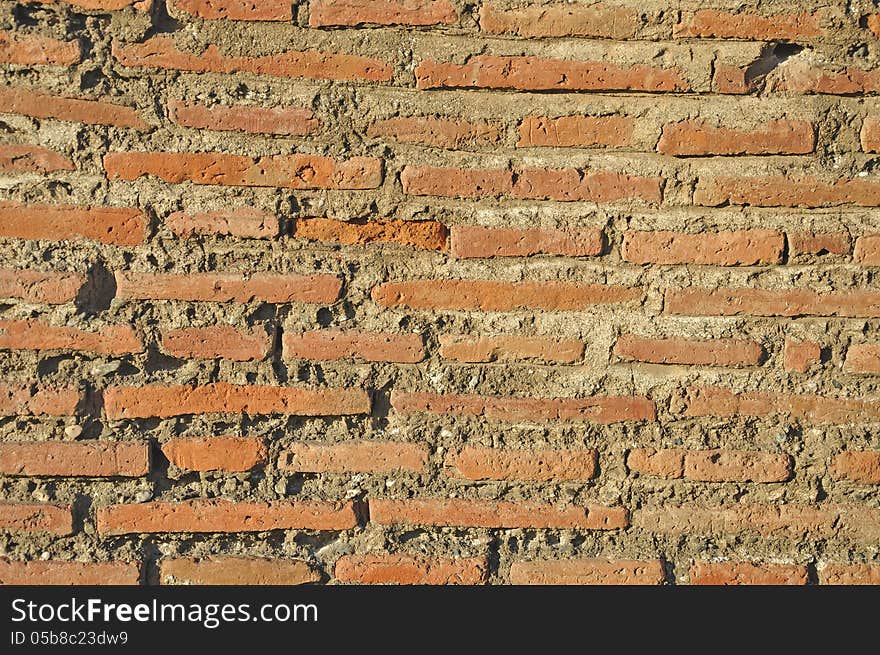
622,230,784,265
674,9,823,40
830,451,880,484
787,231,851,257
309,0,457,27
695,175,880,208
0,503,72,535
335,554,487,584
281,440,428,474
510,559,665,585
367,116,500,149
0,86,147,128
784,340,822,373
444,446,597,481
293,217,447,251
0,30,81,66
861,117,880,153
0,319,142,355
283,329,425,363
689,561,808,585
665,288,880,318
169,0,293,20
627,448,686,478
169,100,318,136
0,441,149,477
439,335,584,364
161,325,273,361
0,385,80,416
615,335,763,367
845,344,880,373
450,225,603,258
161,436,267,472
0,559,140,585
25,1,152,10
0,144,74,173
0,270,84,304
658,119,814,156
0,202,145,246
820,563,880,585
161,557,320,585
480,1,640,38
854,234,880,264
517,115,634,148
166,208,279,239
683,449,792,483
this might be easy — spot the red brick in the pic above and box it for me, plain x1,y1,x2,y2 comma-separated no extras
695,175,880,208
0,87,147,129
391,390,656,424
0,319,142,355
26,0,152,10
161,436,267,472
372,279,643,311
820,563,880,585
665,288,880,318
784,340,822,373
283,329,425,363
170,0,293,20
161,557,319,585
169,100,318,136
0,31,81,66
830,451,880,484
766,61,880,95
658,120,814,156
0,144,74,173
854,234,880,264
281,440,428,474
97,499,357,535
113,36,392,82
115,271,341,304
439,335,584,364
0,202,146,246
682,385,880,425
0,385,80,416
628,448,791,482
0,503,72,535
161,325,272,361
444,446,597,482
861,117,880,152
450,225,603,258
509,559,665,585
104,383,371,419
0,441,148,477
480,2,640,39
0,559,140,585
614,335,763,367
0,269,84,304
517,115,634,148
166,208,279,239
104,151,382,190
689,561,808,585
787,232,851,257
370,498,628,530
309,0,457,27
293,217,447,251
627,448,685,478
335,555,486,585
674,10,823,40
401,165,663,203
367,116,501,150
845,344,880,374
416,55,688,92
623,230,783,265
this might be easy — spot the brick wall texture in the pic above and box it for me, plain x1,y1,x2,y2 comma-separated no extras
0,0,879,586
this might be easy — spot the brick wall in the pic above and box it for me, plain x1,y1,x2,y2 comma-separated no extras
0,0,878,585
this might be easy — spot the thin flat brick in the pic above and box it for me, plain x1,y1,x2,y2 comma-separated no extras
665,288,880,318
161,325,273,361
25,1,152,10
0,319,143,355
450,225,603,258
480,2,640,39
845,344,880,374
689,561,808,585
335,555,487,585
622,230,784,265
510,559,665,585
674,9,823,40
788,232,851,257
0,441,149,477
0,31,81,66
444,446,597,482
170,0,293,21
367,116,500,149
0,559,141,585
309,0,457,27
161,437,267,472
169,100,318,136
0,385,80,416
830,451,880,484
0,87,147,128
0,202,146,246
161,557,320,585
695,176,880,208
784,340,822,373
281,440,428,474
518,115,634,148
439,335,584,364
0,270,84,304
293,217,447,251
0,144,74,173
166,208,279,239
0,503,72,535
283,329,425,363
658,120,814,156
820,563,880,585
614,335,763,367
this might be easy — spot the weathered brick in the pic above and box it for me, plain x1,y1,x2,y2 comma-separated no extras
26,0,152,10
104,151,382,190
688,561,808,585
518,115,634,148
830,451,880,484
309,0,457,27
623,230,783,265
161,325,273,361
113,36,392,82
765,61,880,95
682,386,880,425
674,10,823,40
819,563,880,585
293,217,447,251
391,390,656,424
115,271,341,304
665,288,880,318
97,499,358,534
281,440,428,474
439,335,584,364
283,329,425,363
161,437,267,472
335,554,487,585
0,87,147,128
480,2,640,39
628,448,791,482
627,448,685,478
444,446,597,482
0,441,149,477
161,557,319,585
370,498,628,530
169,99,318,136
0,319,142,355
372,279,642,311
104,383,371,419
0,503,72,535
658,120,814,156
0,559,140,585
367,116,501,149
784,340,822,373
0,385,80,416
695,176,880,208
845,343,880,374
0,144,74,173
450,225,603,258
614,335,763,367
0,30,81,66
401,165,663,203
0,202,146,246
165,208,279,239
170,0,293,21
416,56,688,92
0,269,84,304
509,559,665,585
787,231,851,257
854,234,880,264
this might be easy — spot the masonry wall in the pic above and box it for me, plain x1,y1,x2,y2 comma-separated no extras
0,0,879,586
